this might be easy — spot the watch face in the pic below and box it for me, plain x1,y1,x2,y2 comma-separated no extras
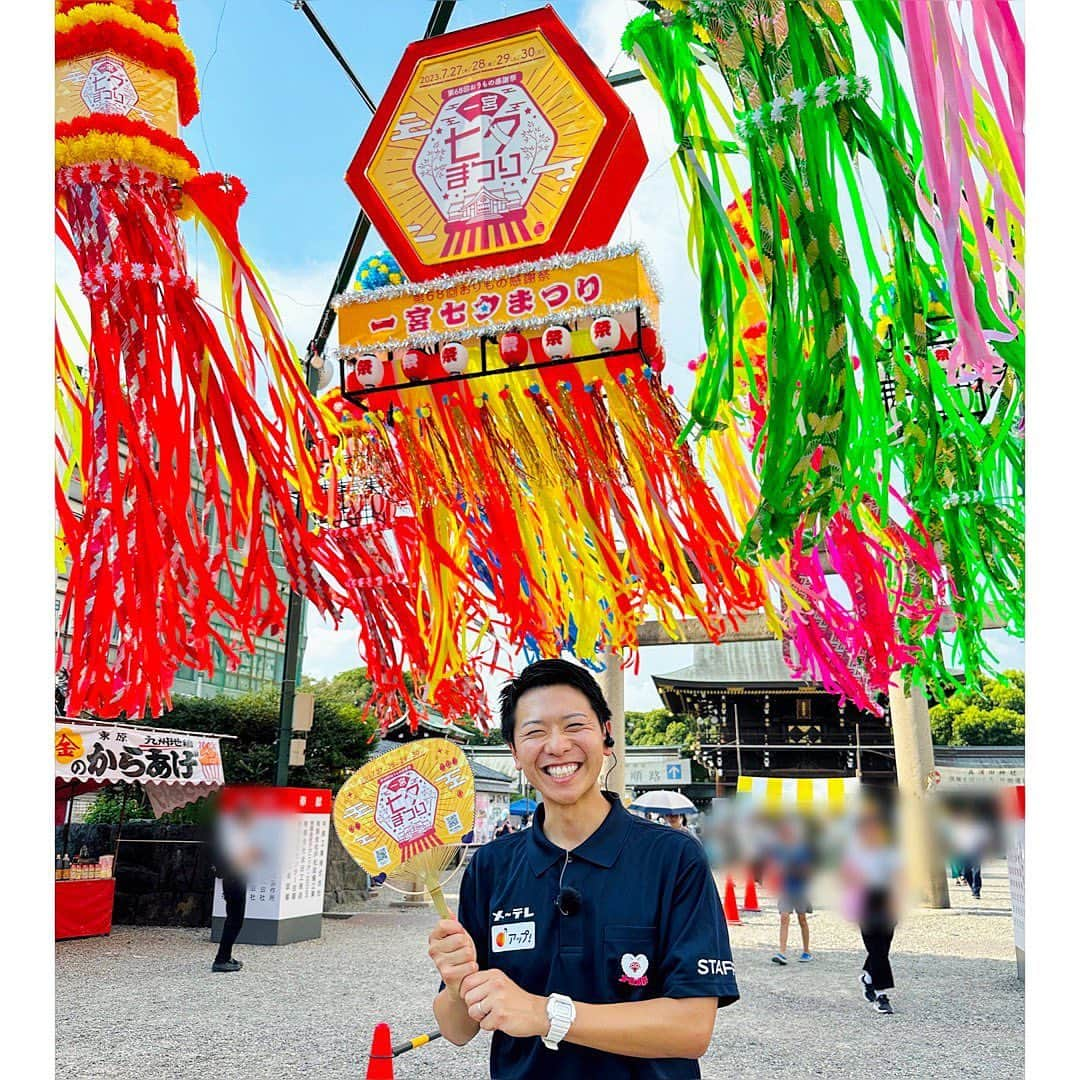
549,999,573,1022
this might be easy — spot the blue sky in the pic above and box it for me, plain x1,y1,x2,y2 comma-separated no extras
169,0,1024,704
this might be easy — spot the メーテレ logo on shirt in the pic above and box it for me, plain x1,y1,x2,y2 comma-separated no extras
491,906,534,923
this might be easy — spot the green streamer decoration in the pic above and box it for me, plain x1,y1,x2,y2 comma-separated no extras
624,0,1024,695
624,0,942,558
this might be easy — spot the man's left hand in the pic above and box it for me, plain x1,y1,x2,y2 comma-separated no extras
459,969,548,1038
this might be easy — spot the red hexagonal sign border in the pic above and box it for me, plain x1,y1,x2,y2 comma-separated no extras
344,5,648,282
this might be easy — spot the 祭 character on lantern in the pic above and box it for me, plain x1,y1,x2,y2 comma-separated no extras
440,342,470,375
541,326,573,361
54,0,341,718
428,660,738,1077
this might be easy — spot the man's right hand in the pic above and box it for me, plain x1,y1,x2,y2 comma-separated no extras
429,919,478,1001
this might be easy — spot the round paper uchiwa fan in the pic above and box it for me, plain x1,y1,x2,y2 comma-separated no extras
334,739,475,918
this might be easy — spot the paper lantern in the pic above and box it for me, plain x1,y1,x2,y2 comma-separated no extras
639,325,660,360
499,332,530,367
401,348,429,383
542,325,572,360
354,354,384,389
440,342,469,375
368,490,390,524
589,316,620,352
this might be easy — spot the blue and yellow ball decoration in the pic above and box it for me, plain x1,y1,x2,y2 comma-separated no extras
354,250,403,291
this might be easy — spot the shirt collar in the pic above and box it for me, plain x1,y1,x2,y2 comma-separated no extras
526,792,633,876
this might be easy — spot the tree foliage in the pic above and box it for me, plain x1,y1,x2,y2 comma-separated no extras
626,709,695,753
462,723,506,746
929,670,1025,746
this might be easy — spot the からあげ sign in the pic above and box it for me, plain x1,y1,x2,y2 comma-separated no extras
54,723,224,786
345,7,647,281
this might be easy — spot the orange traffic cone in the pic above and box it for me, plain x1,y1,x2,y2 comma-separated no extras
365,1022,394,1080
743,873,761,913
723,876,742,925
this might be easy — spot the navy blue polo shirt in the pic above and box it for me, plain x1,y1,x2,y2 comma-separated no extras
447,793,738,1079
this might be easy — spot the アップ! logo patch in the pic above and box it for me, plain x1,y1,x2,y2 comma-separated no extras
619,952,649,987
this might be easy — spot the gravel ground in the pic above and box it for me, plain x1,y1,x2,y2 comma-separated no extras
56,862,1022,1079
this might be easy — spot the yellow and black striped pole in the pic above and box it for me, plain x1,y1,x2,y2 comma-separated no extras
391,1031,442,1058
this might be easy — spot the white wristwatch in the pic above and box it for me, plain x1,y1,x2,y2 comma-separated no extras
542,993,576,1050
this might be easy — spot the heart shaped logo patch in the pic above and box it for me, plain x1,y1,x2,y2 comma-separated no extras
619,952,649,987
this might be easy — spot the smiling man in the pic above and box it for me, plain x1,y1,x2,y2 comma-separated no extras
428,658,738,1078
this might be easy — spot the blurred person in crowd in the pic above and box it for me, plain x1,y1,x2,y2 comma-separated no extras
939,802,967,884
954,808,993,900
768,817,815,964
664,813,703,844
494,818,515,839
209,797,262,974
842,803,902,1014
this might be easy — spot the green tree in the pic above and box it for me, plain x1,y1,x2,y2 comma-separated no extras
929,670,1025,747
461,721,505,746
625,709,673,746
626,709,697,755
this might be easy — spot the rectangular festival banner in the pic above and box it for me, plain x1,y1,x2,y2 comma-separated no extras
54,722,224,787
930,765,1025,791
1003,785,1025,980
56,55,180,136
335,246,660,354
211,787,332,946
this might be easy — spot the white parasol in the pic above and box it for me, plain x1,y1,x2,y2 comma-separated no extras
629,790,699,815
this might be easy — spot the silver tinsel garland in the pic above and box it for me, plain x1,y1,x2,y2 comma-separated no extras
331,241,663,310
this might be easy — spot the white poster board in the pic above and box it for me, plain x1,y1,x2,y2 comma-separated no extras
212,787,331,945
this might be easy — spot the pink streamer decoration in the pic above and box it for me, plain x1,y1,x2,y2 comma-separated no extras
900,0,1024,384
783,493,946,714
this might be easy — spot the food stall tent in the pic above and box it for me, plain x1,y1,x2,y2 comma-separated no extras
55,719,231,940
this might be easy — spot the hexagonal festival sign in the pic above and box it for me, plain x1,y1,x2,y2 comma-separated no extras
345,6,647,281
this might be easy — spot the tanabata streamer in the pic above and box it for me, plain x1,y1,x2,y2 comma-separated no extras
323,247,771,729
896,0,1024,383
55,0,340,718
334,739,475,918
624,0,944,558
871,267,1024,695
698,194,947,713
625,2,1023,696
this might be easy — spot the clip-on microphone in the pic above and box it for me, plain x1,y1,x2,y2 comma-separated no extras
556,885,582,916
